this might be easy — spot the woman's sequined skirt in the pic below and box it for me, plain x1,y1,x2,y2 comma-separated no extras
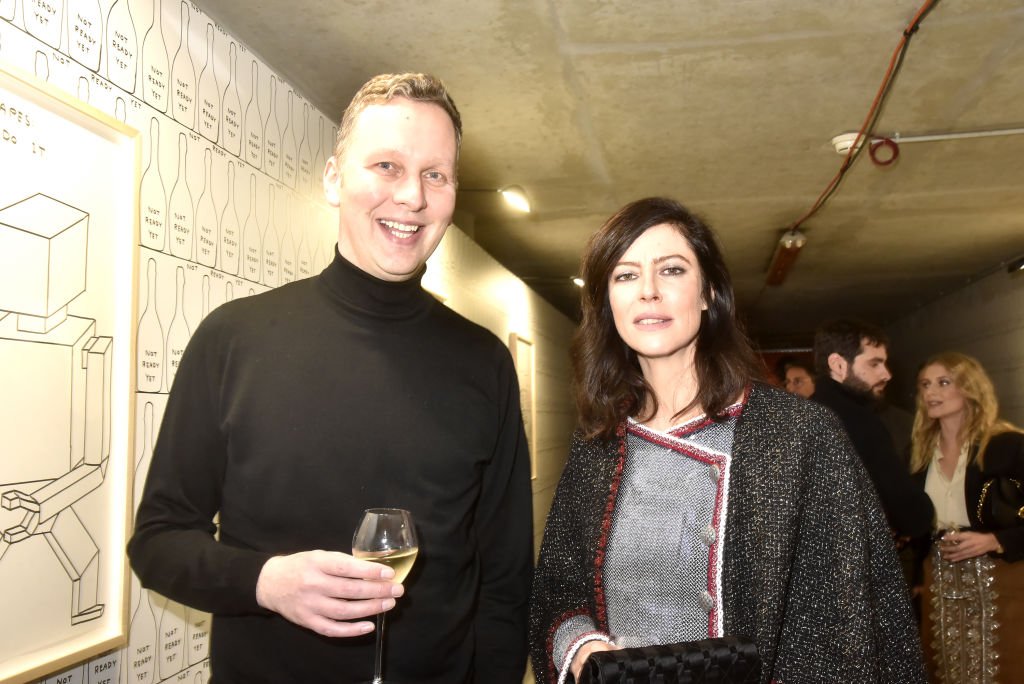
922,546,1024,683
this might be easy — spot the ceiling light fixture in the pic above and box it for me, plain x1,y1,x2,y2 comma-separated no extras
1008,255,1024,275
498,185,531,213
459,186,531,213
571,277,585,288
765,229,807,287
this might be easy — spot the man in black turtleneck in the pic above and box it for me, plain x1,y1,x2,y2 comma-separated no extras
128,73,532,683
811,319,933,539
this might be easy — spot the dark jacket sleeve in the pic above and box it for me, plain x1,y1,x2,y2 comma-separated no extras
727,386,926,684
126,309,273,614
472,346,534,683
976,431,1024,562
861,422,935,538
529,432,613,684
777,410,926,682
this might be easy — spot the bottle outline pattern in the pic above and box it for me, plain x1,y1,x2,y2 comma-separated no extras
197,22,220,143
136,258,164,393
34,49,49,81
280,88,297,189
263,74,281,180
295,197,313,279
261,184,279,287
104,0,137,93
200,274,210,322
312,114,326,187
242,59,263,167
167,132,194,259
134,401,155,507
170,0,196,129
297,100,312,196
127,570,158,684
165,264,190,390
140,117,167,251
241,172,261,283
195,147,218,267
141,0,169,113
156,594,188,680
23,0,63,49
279,190,296,284
220,41,242,156
218,160,240,275
67,0,103,72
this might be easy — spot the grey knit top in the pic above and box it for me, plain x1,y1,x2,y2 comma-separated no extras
550,405,743,678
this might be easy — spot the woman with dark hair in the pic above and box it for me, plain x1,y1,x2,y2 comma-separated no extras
529,197,925,684
910,352,1024,682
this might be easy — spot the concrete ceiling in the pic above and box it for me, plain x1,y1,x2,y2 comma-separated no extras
197,0,1024,348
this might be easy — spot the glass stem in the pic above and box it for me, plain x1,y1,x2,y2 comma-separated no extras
372,611,386,684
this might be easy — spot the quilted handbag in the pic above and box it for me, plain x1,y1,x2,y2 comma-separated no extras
977,476,1024,528
577,635,760,684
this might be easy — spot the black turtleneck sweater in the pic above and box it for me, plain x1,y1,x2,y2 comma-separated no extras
128,251,533,683
811,377,933,538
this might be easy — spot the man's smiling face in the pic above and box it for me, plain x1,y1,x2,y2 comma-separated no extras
323,98,458,281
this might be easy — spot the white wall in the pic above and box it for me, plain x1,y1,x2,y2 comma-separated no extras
886,268,1024,425
424,226,577,555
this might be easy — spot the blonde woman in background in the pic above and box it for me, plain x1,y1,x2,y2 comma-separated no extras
911,351,1024,682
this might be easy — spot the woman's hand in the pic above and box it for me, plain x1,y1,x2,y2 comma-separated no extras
571,640,616,682
939,530,1001,562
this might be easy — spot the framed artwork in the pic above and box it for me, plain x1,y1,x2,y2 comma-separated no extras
509,333,537,479
0,64,140,683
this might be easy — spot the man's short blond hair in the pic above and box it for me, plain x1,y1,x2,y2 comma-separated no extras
333,73,462,173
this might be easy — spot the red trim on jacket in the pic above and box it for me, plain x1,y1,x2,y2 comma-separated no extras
593,423,628,631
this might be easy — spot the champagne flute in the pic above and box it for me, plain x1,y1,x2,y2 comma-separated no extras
352,508,419,684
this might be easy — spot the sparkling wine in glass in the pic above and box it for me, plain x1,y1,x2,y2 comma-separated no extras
352,508,419,684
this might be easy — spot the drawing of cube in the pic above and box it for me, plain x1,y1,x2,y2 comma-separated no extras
0,194,89,321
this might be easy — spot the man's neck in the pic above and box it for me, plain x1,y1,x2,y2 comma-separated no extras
826,376,876,405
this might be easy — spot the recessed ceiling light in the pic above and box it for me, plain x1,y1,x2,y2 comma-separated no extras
498,186,531,213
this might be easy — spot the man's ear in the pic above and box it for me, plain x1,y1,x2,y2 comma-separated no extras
323,156,342,207
827,352,847,382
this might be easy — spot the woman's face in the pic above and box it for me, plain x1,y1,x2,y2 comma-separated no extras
918,363,966,421
608,223,705,370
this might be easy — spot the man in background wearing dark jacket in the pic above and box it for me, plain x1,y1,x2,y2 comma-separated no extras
812,319,934,539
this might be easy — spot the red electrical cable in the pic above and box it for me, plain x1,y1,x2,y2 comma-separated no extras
788,0,940,231
869,138,900,166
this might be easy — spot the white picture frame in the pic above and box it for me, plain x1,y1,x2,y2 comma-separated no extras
0,63,139,684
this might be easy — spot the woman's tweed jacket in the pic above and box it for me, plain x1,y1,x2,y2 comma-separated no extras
529,383,926,684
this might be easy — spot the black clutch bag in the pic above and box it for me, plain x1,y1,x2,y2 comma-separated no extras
977,477,1024,528
577,636,760,684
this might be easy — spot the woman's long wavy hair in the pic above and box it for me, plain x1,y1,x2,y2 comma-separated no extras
910,351,1020,473
572,197,760,440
